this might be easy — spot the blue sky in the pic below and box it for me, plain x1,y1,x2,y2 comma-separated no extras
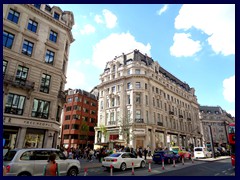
52,4,235,116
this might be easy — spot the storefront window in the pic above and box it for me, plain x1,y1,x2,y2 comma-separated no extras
24,129,44,148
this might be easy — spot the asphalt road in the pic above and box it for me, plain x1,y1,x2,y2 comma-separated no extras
79,158,234,176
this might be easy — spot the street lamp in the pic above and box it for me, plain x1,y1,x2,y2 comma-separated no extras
208,125,215,158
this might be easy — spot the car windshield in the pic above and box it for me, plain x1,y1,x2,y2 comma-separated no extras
109,153,121,157
194,148,203,151
3,150,17,161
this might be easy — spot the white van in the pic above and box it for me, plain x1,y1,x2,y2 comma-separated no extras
194,147,212,159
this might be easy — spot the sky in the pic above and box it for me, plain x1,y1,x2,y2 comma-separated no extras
51,4,235,117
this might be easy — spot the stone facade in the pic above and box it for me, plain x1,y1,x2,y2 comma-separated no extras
95,50,202,150
199,106,235,147
3,4,74,149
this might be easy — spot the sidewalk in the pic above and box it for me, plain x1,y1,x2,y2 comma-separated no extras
194,156,230,162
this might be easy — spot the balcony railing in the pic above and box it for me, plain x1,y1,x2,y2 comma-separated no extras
179,115,183,118
108,121,116,125
58,90,66,102
4,74,35,90
169,111,174,115
157,122,163,126
135,118,144,123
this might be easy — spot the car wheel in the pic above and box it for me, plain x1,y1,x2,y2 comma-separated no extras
18,172,31,176
67,167,78,176
120,163,127,171
140,161,146,168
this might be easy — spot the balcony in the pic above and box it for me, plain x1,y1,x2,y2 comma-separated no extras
4,74,35,90
135,118,144,123
169,111,174,115
179,115,183,119
157,122,163,126
108,121,116,125
58,90,66,102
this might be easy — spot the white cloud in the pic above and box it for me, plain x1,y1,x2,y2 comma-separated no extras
170,33,202,57
94,14,104,24
92,32,151,69
174,4,235,56
80,24,96,35
157,5,168,16
72,23,80,37
102,9,117,28
223,75,235,103
65,68,85,90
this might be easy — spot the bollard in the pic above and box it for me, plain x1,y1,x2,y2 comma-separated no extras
162,158,165,170
84,168,88,176
173,158,175,167
148,160,152,172
132,162,135,175
182,155,184,165
110,165,113,176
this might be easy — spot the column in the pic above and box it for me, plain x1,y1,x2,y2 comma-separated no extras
15,127,27,148
177,134,180,146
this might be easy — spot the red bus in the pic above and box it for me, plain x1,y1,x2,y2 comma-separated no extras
228,123,235,166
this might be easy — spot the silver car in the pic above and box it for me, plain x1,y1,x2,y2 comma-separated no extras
3,148,81,176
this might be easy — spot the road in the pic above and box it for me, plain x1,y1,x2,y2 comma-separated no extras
79,157,234,176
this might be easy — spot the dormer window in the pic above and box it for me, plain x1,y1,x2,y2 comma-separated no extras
45,5,51,12
54,12,60,20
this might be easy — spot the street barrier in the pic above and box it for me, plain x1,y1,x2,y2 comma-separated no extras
84,168,88,176
110,165,113,176
132,162,135,175
148,160,152,172
182,155,184,165
173,158,176,167
162,159,165,170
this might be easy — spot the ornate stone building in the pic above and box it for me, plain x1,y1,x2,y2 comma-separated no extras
199,106,235,147
95,50,202,150
3,4,74,149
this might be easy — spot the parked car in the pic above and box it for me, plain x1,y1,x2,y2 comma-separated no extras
217,147,228,156
194,147,212,159
3,148,81,176
170,146,191,159
153,150,181,164
102,152,145,171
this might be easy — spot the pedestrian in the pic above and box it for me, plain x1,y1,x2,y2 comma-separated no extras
143,148,148,160
43,153,60,176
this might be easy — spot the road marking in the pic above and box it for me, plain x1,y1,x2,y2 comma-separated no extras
222,170,226,173
215,173,220,176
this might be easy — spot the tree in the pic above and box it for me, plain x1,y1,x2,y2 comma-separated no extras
80,121,89,148
99,124,108,142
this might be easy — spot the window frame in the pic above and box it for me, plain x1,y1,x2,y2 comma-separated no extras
40,73,51,94
5,93,26,115
7,8,20,24
3,31,15,49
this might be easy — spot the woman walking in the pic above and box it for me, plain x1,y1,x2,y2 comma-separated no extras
43,153,60,176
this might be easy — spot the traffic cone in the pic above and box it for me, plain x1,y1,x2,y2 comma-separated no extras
148,160,152,172
162,159,165,170
132,162,134,175
84,168,88,176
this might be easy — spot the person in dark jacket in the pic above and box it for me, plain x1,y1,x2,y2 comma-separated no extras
143,148,148,160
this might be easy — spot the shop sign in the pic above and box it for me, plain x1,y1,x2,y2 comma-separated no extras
23,120,53,128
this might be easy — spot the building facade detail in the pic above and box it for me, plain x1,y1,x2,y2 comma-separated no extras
95,50,202,150
3,4,74,150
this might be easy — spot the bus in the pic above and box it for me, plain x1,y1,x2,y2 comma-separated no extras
228,123,235,166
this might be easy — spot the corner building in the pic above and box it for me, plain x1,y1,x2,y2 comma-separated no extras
95,50,202,150
3,4,74,149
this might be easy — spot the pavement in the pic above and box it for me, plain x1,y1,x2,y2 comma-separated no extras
78,156,231,170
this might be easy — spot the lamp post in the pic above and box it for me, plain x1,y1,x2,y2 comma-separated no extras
208,125,215,158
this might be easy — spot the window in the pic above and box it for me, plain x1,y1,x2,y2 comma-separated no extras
65,115,71,120
64,125,69,129
127,82,132,89
110,112,114,122
112,86,115,93
71,124,79,130
74,96,80,102
5,93,25,115
136,93,141,104
136,110,141,119
45,5,51,12
111,98,115,107
82,116,88,121
34,4,41,9
15,65,29,84
136,82,141,89
56,105,61,122
100,101,103,110
3,31,15,49
145,95,148,105
49,30,58,43
40,74,51,93
145,83,147,89
91,110,96,115
45,50,55,64
127,95,131,104
83,108,89,113
54,12,60,20
135,69,140,74
73,105,80,111
127,69,131,75
72,114,80,120
153,98,155,106
67,98,72,103
22,40,34,56
3,60,8,75
27,19,38,33
7,9,20,24
31,99,50,119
